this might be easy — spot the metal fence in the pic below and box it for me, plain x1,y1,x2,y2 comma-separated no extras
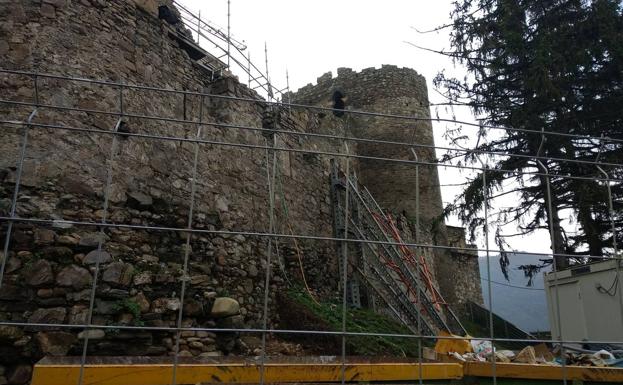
466,300,536,349
0,67,622,385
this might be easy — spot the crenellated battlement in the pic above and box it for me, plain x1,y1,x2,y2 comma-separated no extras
287,65,429,110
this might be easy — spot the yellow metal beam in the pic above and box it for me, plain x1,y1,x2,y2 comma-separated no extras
33,357,623,384
463,362,623,383
32,360,462,385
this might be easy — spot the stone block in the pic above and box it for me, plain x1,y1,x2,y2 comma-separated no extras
43,0,68,7
133,0,158,16
515,346,537,364
34,228,56,246
79,233,109,248
151,298,180,313
83,249,112,265
35,331,76,356
40,4,55,18
96,300,118,315
126,191,153,208
0,326,23,342
210,297,239,318
57,235,79,246
23,260,54,287
102,261,133,286
28,307,67,325
132,271,152,286
56,264,92,290
183,298,203,317
77,329,105,339
127,293,148,314
216,314,244,329
5,257,21,274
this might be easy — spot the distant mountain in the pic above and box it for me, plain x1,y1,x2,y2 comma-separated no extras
478,253,550,333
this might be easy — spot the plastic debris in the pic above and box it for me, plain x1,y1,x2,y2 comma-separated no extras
470,339,494,359
493,351,512,362
449,351,466,361
434,335,621,368
497,350,516,360
594,349,616,361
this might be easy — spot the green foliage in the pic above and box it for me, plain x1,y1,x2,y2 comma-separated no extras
287,287,431,356
114,298,144,326
435,0,623,265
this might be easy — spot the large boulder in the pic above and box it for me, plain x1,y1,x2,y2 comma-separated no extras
210,297,240,318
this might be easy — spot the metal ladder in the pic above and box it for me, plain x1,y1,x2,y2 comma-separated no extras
330,159,465,336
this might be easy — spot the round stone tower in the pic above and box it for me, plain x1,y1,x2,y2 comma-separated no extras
289,66,478,319
291,65,446,243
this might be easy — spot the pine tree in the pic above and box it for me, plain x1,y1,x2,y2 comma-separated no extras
434,0,623,268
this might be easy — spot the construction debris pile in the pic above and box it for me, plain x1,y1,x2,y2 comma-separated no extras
433,334,623,368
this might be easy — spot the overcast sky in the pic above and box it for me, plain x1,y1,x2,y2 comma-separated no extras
181,0,555,256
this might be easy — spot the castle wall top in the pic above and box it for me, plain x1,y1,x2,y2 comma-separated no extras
288,65,430,109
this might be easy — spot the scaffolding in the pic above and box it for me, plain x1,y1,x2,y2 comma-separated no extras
329,160,465,336
170,1,287,101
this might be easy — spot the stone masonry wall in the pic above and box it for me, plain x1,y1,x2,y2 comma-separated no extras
446,226,484,315
0,1,343,383
0,1,483,383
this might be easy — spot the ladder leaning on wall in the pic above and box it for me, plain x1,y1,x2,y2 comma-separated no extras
329,159,466,336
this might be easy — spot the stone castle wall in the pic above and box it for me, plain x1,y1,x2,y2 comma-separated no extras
446,226,484,310
0,1,345,382
0,1,481,383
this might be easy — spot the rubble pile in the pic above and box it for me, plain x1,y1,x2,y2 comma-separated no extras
433,335,623,368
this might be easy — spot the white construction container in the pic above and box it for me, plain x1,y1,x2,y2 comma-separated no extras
544,258,623,343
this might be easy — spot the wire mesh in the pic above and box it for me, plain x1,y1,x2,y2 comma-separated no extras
0,68,622,385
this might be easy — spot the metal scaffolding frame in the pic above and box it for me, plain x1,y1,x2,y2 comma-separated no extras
0,69,621,385
329,160,466,337
171,1,287,101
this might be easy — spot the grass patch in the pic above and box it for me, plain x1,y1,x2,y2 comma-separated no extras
284,287,432,356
